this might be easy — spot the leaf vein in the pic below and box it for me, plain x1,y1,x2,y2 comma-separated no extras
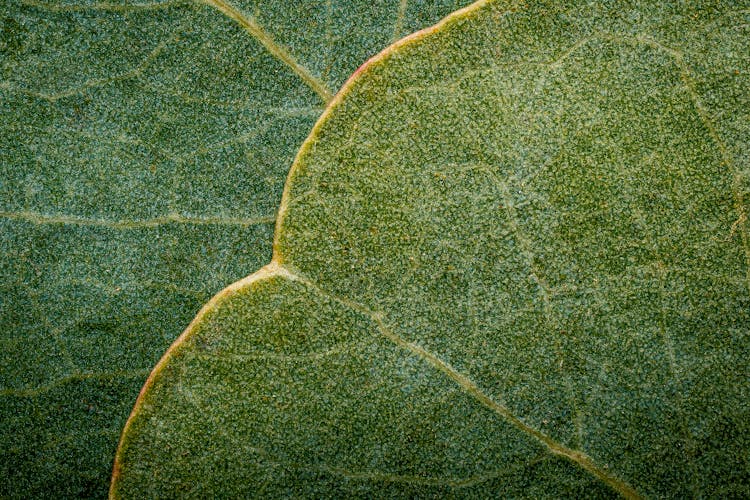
18,0,186,12
173,374,552,489
1,369,151,397
392,0,409,41
193,339,365,362
0,33,175,101
0,211,276,228
200,0,334,103
273,264,642,499
624,32,750,291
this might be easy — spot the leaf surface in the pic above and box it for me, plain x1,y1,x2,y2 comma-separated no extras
0,0,469,496
114,0,750,497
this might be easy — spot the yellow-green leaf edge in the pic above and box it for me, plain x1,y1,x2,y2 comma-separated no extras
111,0,750,497
110,2,506,495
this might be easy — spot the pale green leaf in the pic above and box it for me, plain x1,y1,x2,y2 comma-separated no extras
114,0,750,497
0,0,469,496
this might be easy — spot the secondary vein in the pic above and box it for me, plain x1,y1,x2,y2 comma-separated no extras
0,210,275,228
200,0,334,103
392,0,409,41
19,0,185,12
274,263,642,499
1,369,152,398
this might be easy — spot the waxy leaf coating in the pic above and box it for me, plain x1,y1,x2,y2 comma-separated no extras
119,0,750,497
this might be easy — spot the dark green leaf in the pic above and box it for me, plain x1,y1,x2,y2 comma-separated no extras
0,0,469,496
114,0,750,497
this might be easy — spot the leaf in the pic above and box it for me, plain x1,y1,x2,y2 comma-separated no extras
112,0,750,497
0,0,470,496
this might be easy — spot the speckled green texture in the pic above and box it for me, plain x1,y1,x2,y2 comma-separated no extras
114,0,750,497
0,0,470,497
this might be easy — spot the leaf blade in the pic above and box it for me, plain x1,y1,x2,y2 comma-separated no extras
0,0,471,496
115,0,750,496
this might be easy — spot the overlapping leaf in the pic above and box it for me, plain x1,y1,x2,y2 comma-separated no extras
0,0,469,496
113,0,750,497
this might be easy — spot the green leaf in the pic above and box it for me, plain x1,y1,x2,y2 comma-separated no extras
113,0,750,497
0,0,470,496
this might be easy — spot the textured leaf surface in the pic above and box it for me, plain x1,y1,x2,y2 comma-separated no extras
113,0,750,497
0,0,469,497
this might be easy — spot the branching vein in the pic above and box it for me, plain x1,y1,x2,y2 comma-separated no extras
1,369,151,398
628,33,750,290
0,211,275,228
200,0,334,103
392,0,410,41
272,263,641,499
19,0,185,12
0,33,174,101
